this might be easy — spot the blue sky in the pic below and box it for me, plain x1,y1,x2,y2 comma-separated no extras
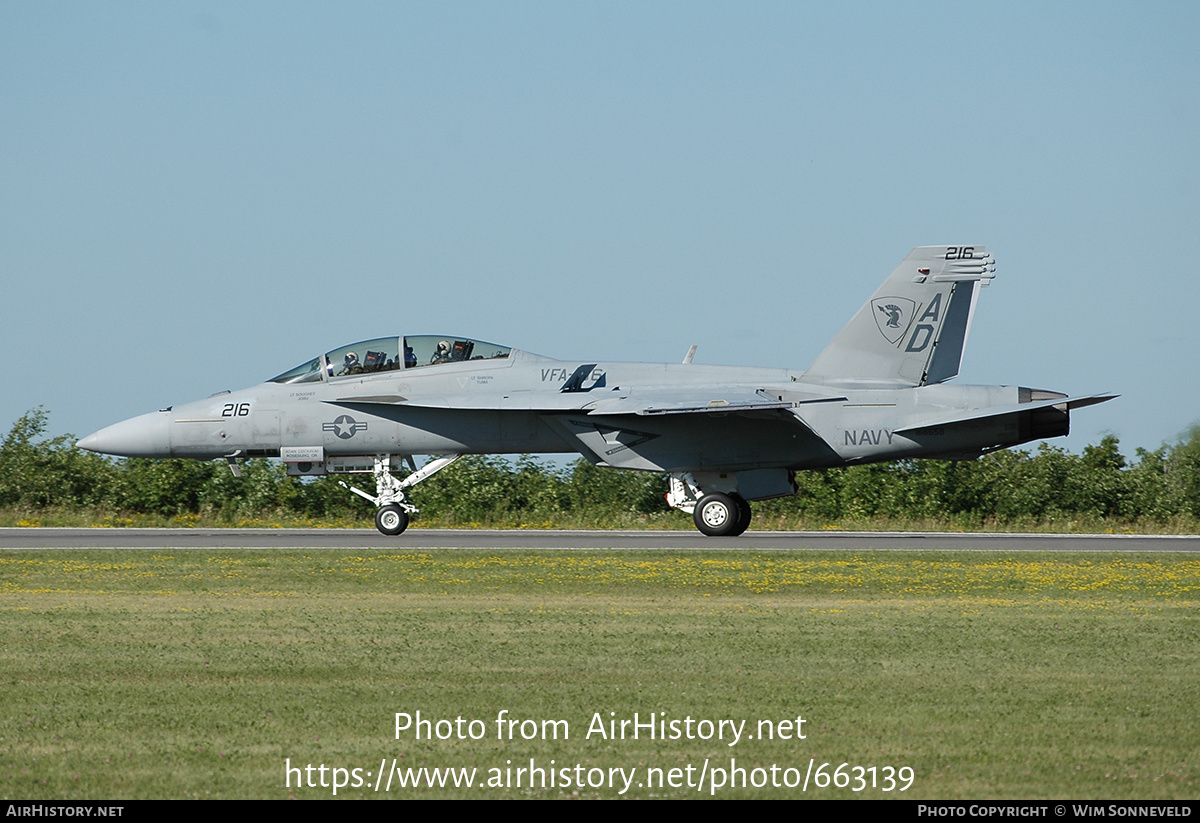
3,2,1197,456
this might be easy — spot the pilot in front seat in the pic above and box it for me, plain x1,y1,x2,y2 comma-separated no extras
431,340,452,364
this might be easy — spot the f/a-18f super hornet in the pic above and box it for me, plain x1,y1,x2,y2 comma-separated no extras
79,246,1115,537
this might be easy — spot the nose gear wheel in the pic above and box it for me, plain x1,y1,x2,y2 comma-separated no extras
375,504,409,536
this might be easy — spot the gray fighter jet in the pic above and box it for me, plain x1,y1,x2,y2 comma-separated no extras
78,246,1115,536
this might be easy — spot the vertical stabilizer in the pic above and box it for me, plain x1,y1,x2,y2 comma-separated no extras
803,245,995,388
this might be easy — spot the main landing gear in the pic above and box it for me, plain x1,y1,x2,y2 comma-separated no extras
666,473,753,537
339,454,461,536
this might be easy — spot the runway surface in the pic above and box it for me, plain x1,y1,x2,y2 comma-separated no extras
1,528,1198,551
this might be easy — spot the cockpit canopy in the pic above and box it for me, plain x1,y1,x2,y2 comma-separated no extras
268,336,512,384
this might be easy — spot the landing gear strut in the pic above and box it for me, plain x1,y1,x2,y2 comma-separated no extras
339,454,461,536
667,472,753,537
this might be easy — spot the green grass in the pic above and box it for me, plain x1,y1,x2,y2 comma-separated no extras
1,550,1198,799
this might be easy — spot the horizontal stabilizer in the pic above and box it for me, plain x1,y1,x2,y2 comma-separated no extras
894,392,1118,434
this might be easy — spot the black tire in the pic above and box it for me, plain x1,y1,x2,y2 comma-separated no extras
693,492,741,537
729,494,752,536
375,504,409,536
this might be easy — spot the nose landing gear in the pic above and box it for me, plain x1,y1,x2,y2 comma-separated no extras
339,454,462,536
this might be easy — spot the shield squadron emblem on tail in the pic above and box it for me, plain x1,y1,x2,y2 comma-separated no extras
871,297,915,345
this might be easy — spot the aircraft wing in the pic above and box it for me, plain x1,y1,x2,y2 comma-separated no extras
586,387,806,416
330,393,595,412
893,392,1118,434
332,387,845,416
332,385,843,473
542,391,841,473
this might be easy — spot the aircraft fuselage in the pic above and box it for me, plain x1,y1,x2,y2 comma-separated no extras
80,351,1071,473
77,246,1115,536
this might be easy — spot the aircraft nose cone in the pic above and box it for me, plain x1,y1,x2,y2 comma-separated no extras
77,411,173,458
